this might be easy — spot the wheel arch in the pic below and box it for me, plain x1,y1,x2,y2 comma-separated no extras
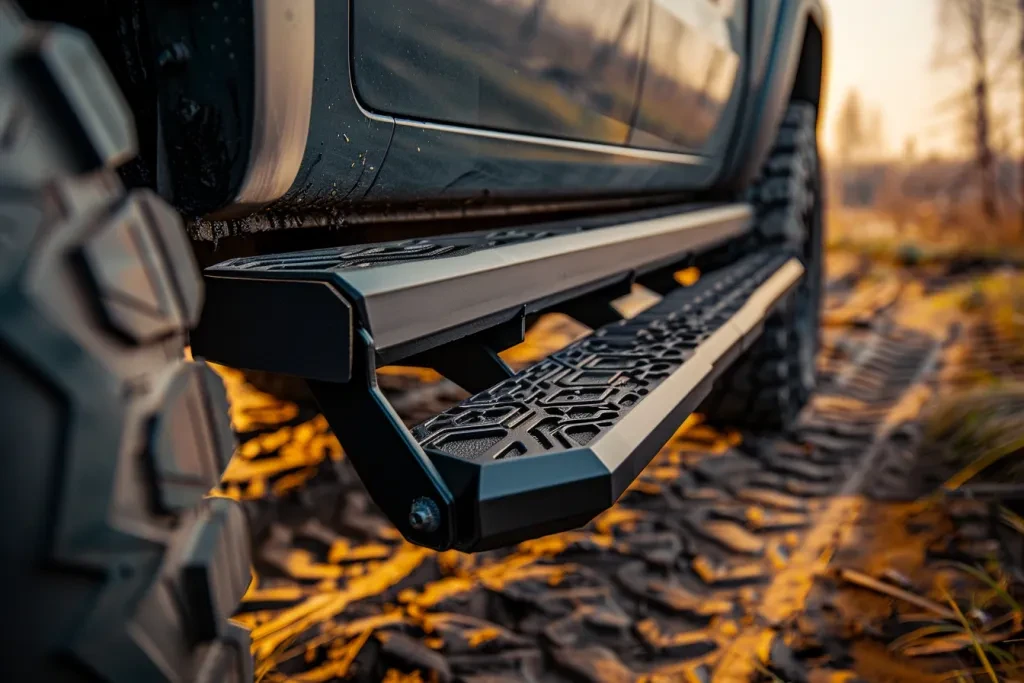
717,0,829,192
790,3,829,116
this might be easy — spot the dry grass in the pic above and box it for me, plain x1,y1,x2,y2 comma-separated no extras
916,265,1024,488
821,191,1024,679
916,268,1024,677
827,202,1024,267
922,383,1024,486
878,561,1024,681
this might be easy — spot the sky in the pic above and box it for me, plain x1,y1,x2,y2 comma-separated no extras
820,0,1022,161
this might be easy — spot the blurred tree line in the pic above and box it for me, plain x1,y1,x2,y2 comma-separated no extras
831,0,1023,238
934,0,1022,223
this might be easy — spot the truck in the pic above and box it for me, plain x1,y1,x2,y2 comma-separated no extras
0,1,827,680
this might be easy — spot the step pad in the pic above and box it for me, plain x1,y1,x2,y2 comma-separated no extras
411,250,803,551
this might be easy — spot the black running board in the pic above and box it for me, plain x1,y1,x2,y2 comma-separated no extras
190,206,803,551
191,203,750,379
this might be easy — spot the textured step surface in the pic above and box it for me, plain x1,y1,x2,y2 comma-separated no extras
413,250,803,550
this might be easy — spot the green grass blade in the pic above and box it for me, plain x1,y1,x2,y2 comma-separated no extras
940,583,1000,683
941,561,1022,614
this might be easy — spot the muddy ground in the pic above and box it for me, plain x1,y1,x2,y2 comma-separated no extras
214,247,1024,683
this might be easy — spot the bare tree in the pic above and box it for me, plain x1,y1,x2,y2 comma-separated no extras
1018,0,1023,232
834,89,886,165
935,0,1021,222
865,110,886,158
903,137,918,164
835,89,865,166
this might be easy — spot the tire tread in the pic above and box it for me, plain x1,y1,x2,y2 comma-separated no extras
0,5,252,681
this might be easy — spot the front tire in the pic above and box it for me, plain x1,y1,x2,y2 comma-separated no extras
0,5,253,680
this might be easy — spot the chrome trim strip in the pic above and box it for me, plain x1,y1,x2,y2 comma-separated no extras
361,109,707,165
232,0,315,208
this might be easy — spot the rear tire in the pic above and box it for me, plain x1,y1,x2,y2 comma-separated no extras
0,5,253,681
700,101,824,431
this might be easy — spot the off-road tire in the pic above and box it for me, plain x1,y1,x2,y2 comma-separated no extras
700,101,824,431
0,5,253,681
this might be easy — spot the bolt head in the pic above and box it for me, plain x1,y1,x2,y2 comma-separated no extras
408,497,440,533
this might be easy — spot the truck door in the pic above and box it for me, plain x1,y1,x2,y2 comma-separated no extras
351,0,649,146
629,0,745,154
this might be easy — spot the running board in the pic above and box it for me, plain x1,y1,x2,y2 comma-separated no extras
191,203,751,379
311,251,801,552
322,251,801,552
189,206,804,550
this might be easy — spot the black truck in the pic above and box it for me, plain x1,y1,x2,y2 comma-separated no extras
0,1,828,680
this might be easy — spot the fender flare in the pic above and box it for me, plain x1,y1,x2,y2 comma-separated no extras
718,0,829,192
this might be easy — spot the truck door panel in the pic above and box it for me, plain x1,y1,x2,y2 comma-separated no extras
629,0,744,154
351,0,648,146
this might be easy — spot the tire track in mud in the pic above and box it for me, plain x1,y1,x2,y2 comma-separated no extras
215,274,949,682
